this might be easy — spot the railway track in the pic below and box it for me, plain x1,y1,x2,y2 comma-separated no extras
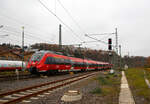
0,71,99,104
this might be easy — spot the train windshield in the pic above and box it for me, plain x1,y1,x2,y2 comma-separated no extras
31,52,44,62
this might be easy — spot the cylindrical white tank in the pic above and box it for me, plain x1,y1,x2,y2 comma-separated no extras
0,60,26,71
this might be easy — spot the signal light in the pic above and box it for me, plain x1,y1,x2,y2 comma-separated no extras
108,38,112,50
108,44,112,50
108,38,112,44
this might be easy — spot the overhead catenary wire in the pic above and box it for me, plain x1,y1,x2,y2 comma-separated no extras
0,10,56,39
87,33,115,36
0,33,32,45
100,33,114,41
5,25,52,43
0,1,84,45
83,34,114,44
0,30,38,45
2,25,51,43
57,0,86,35
56,1,116,49
38,0,84,42
0,29,49,47
85,34,116,48
84,32,116,49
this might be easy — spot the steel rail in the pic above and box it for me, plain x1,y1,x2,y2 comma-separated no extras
0,71,97,97
0,71,98,104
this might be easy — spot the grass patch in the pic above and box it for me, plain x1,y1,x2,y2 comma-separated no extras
125,68,150,102
91,87,102,94
91,72,121,96
145,68,150,81
97,76,109,85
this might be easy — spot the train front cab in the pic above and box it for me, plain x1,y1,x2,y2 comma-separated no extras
27,52,45,74
27,52,72,75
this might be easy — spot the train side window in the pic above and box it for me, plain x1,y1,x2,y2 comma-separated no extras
59,58,65,65
90,64,92,67
89,64,92,67
64,59,71,65
54,58,58,64
60,58,65,64
54,58,60,64
85,62,88,67
81,62,84,67
76,62,80,67
71,61,76,66
53,58,64,64
83,62,86,67
51,57,56,64
62,59,65,64
70,60,74,65
78,62,83,67
77,62,80,67
73,62,78,67
63,59,66,65
45,57,56,64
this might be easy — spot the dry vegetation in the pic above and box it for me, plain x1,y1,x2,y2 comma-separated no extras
125,68,150,104
91,71,121,103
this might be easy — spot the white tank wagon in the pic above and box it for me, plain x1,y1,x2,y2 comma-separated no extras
0,60,26,71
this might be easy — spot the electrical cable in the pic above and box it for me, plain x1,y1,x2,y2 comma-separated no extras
57,0,86,34
0,10,56,38
2,25,51,43
38,0,84,42
0,30,36,45
0,30,47,47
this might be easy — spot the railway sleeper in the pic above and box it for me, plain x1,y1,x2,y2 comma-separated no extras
30,97,39,100
4,95,18,99
13,93,25,97
37,95,45,97
0,99,9,103
20,92,33,95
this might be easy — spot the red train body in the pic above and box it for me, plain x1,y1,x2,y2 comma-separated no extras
26,51,112,74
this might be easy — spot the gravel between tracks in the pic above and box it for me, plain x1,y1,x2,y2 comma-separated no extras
0,72,89,93
21,72,118,104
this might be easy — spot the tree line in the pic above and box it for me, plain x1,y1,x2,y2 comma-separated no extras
0,43,149,68
31,43,149,68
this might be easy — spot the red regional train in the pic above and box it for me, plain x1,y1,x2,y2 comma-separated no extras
26,50,112,75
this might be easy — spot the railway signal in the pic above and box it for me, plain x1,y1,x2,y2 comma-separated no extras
108,38,112,50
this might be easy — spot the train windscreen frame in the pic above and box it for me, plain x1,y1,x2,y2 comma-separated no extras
31,52,44,62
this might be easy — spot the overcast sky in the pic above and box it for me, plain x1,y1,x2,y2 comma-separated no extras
0,0,150,57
